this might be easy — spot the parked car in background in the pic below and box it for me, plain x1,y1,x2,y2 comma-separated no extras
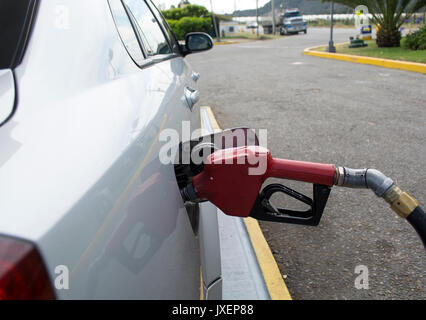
0,0,220,300
246,21,259,29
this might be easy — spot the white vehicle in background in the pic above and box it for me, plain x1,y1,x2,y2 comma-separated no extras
0,0,221,300
261,8,307,35
280,9,308,35
246,21,259,29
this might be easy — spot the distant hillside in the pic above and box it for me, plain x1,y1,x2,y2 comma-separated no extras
233,0,352,16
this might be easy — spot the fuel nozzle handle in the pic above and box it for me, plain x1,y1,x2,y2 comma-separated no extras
267,158,336,187
335,167,426,248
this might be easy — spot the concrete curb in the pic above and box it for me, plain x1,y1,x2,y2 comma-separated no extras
304,45,426,74
200,106,292,301
214,40,243,46
244,218,293,300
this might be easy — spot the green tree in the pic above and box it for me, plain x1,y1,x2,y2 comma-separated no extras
323,0,426,47
181,4,209,17
162,4,209,20
162,4,214,40
169,17,212,39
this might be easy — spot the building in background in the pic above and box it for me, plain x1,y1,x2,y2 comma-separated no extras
219,21,242,36
178,0,189,8
219,20,264,37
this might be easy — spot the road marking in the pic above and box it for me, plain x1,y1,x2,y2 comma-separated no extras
236,45,275,49
201,106,292,301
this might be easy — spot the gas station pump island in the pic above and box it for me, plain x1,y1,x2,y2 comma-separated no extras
349,5,372,48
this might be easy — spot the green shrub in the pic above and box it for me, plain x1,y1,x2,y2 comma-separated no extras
162,4,214,40
162,4,209,20
166,17,212,40
404,25,426,50
162,8,183,20
166,19,178,37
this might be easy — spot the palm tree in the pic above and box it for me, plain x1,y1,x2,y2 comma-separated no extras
324,0,426,47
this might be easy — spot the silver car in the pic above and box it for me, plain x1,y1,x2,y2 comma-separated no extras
0,0,221,299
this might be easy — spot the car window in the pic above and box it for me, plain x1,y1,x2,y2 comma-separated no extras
284,12,301,18
122,0,172,57
147,0,181,55
108,0,145,66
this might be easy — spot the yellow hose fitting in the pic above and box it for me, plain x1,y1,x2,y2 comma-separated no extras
385,186,419,219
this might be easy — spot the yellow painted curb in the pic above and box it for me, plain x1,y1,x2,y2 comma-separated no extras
201,106,221,132
304,46,426,74
200,267,204,300
214,41,241,46
244,218,292,300
202,106,292,301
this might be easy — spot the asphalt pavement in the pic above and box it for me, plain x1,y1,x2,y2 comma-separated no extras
187,28,426,300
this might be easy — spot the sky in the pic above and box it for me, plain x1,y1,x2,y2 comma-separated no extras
153,0,270,14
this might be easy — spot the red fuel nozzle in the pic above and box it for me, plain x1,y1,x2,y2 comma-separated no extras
190,146,336,218
180,140,426,249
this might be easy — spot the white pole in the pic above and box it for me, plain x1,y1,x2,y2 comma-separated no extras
256,0,259,37
210,0,220,42
272,0,276,34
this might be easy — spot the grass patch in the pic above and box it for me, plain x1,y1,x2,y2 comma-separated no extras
314,39,426,64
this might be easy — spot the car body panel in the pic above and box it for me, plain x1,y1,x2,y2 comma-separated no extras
0,0,209,299
0,69,15,125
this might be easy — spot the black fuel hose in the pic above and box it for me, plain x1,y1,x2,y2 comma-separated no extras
336,167,426,250
407,206,426,248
